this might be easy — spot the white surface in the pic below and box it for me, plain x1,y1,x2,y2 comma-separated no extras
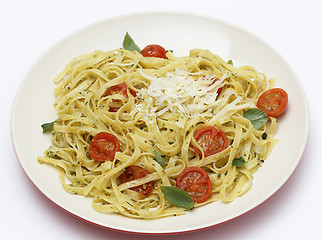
2,0,320,239
10,11,309,234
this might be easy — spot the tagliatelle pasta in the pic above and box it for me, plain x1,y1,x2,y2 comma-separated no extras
38,47,278,219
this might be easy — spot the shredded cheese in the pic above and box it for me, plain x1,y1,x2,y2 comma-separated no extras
131,69,227,121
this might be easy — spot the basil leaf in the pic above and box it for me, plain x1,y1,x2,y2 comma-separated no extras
153,149,166,168
227,59,233,65
232,157,246,167
243,108,268,129
41,120,56,133
161,186,194,210
122,32,141,52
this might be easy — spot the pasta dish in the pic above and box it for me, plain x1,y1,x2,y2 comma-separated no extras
38,36,287,219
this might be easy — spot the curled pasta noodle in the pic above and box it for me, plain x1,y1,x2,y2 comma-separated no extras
38,48,278,219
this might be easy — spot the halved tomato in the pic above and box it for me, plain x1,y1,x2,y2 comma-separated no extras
176,166,212,203
118,165,153,197
89,132,120,162
104,83,137,112
193,126,228,157
256,88,288,117
141,44,167,59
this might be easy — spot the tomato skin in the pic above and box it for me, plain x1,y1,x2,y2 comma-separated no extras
104,83,136,112
118,165,153,197
176,166,212,203
129,88,137,97
104,83,128,98
141,44,167,59
193,126,228,157
257,88,288,117
89,132,120,162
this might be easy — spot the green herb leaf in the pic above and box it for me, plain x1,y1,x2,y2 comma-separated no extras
227,60,233,65
153,149,166,168
41,120,56,133
161,186,194,210
243,108,268,129
122,32,141,52
232,157,246,167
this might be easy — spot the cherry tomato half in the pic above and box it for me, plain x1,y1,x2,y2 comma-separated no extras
89,132,120,162
141,44,167,59
104,83,136,112
256,88,288,117
193,126,228,158
118,165,153,197
176,166,212,203
105,83,128,98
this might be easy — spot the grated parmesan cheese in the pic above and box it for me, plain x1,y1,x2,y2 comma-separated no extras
130,69,228,123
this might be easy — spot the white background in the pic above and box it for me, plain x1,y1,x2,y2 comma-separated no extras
2,0,320,239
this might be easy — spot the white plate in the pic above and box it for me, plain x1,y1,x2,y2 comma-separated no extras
11,12,309,234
